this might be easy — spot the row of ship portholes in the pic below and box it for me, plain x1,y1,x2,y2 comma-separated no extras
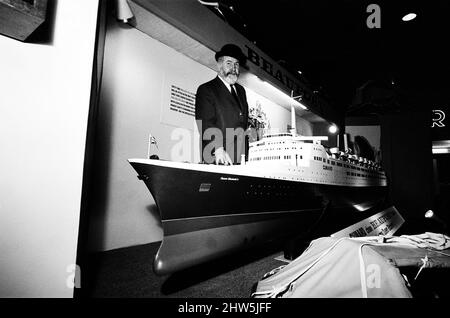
255,171,380,187
245,191,291,196
249,184,294,189
243,178,380,194
287,167,383,180
245,184,296,197
247,184,297,197
248,155,301,161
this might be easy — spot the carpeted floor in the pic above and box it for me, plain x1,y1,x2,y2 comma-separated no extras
81,207,377,298
80,234,450,299
84,240,288,298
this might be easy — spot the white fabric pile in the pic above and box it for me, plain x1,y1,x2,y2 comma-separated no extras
365,232,450,250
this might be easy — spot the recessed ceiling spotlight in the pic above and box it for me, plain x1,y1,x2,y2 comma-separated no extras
402,13,417,22
328,125,338,134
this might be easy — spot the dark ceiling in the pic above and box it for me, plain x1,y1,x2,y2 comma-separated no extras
203,0,450,115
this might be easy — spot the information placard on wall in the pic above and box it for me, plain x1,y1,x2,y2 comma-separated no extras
169,84,196,117
160,72,199,131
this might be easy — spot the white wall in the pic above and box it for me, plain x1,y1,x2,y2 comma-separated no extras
88,15,313,252
87,17,213,252
0,0,99,297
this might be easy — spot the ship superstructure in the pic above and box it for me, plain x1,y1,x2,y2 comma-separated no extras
245,131,386,187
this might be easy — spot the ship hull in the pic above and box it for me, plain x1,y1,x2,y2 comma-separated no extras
129,160,387,275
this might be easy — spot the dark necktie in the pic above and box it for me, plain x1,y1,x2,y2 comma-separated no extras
230,84,242,110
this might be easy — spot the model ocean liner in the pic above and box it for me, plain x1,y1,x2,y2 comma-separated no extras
129,116,387,275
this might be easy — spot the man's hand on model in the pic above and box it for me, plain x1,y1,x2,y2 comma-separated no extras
214,147,233,165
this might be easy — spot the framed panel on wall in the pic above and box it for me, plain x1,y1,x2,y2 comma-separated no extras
0,0,48,41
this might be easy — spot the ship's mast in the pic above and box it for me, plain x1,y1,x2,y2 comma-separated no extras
290,105,296,137
344,133,349,152
290,90,297,137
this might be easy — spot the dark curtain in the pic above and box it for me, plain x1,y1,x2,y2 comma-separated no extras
350,79,436,233
380,110,434,232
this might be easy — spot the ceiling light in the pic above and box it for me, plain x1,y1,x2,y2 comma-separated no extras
297,70,302,75
402,13,416,22
197,0,219,7
116,0,134,23
328,125,338,134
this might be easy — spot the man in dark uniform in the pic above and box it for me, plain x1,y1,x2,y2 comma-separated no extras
195,44,249,165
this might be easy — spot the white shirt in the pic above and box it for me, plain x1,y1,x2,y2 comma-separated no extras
217,75,235,94
217,75,242,114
